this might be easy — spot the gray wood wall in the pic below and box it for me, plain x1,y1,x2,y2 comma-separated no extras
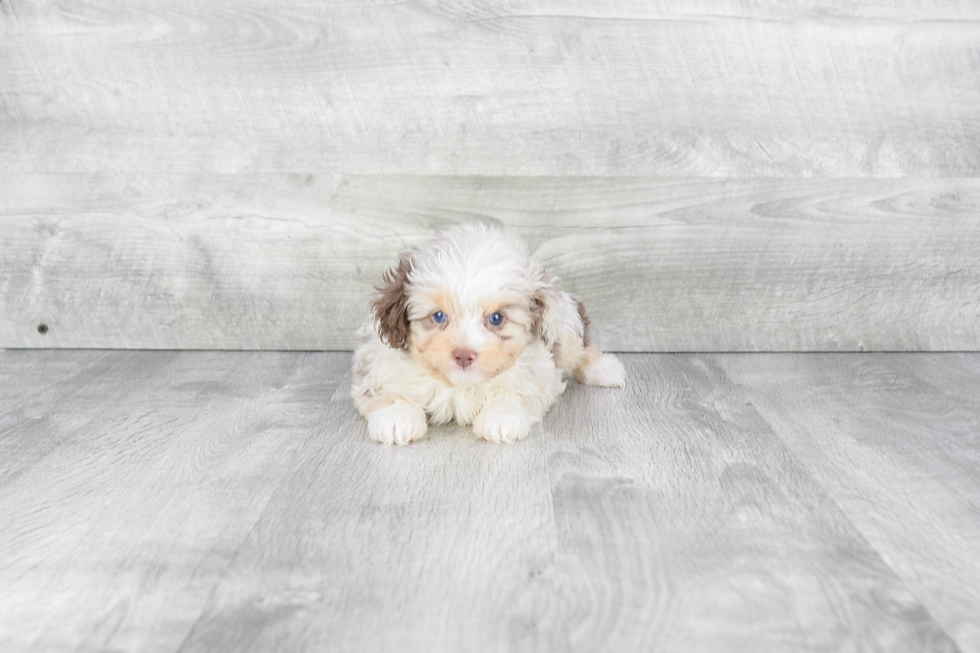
2,1,978,351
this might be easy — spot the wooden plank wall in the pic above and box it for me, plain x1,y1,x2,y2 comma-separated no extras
2,1,979,351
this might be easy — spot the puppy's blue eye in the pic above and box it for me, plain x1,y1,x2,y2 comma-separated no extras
432,311,447,324
488,312,505,327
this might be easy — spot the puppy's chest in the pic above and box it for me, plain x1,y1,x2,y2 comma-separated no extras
424,386,486,425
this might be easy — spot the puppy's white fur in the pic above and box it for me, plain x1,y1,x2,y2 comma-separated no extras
351,225,625,445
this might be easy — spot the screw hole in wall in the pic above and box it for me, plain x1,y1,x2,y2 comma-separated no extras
37,324,49,335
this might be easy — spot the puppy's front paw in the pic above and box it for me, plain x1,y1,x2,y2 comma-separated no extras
580,353,626,388
473,407,533,444
368,404,427,446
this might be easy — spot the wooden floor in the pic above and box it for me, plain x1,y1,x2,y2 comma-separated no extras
1,351,977,653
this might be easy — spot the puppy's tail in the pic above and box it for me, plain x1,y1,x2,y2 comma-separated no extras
574,346,626,388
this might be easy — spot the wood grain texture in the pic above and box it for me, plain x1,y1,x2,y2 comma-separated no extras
0,350,349,652
2,174,978,351
4,1,980,352
2,1,980,177
714,353,980,652
537,355,956,652
2,350,971,652
0,350,178,485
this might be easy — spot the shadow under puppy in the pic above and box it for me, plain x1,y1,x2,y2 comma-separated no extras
351,224,625,445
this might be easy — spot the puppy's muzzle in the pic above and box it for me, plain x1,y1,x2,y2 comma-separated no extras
453,348,477,369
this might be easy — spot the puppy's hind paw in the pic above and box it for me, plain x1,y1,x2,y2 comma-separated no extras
368,404,428,446
579,352,626,388
473,407,533,444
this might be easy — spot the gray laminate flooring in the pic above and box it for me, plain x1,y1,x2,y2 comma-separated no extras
1,351,977,653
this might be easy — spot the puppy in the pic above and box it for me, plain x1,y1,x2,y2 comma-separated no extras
351,224,625,445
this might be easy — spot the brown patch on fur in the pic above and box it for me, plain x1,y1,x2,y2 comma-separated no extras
478,333,526,378
553,328,586,375
529,295,544,341
574,297,591,347
410,328,456,384
373,253,412,350
529,275,564,350
480,299,530,329
417,289,457,321
480,297,526,314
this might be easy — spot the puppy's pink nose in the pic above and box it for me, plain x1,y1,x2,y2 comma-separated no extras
453,348,477,368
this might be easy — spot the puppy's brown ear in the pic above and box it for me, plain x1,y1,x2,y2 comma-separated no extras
529,263,566,350
373,253,413,350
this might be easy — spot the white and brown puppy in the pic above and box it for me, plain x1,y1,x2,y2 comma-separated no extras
351,225,625,445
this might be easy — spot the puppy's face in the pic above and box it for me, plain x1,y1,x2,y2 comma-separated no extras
407,288,532,386
373,227,560,387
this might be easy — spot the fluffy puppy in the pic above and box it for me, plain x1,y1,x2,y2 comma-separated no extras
351,224,625,445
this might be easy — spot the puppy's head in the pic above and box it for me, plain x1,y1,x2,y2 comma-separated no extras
373,225,564,387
